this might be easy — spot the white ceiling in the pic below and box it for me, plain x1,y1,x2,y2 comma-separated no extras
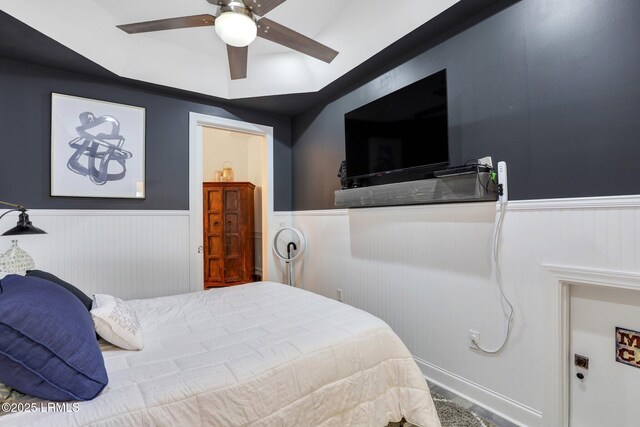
0,0,460,99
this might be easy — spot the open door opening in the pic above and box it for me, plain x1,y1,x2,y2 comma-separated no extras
188,112,275,293
200,127,266,288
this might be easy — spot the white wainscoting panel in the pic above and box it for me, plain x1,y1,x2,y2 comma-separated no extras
0,210,191,301
292,196,640,427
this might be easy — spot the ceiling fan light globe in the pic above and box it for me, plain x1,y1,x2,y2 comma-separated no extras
215,12,257,47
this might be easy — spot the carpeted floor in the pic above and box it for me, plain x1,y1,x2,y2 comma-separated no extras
387,392,496,427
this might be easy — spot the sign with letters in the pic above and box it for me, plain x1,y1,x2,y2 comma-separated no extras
616,327,640,368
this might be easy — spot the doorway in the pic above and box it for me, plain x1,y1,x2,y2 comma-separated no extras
188,113,275,293
202,127,265,285
543,265,640,427
569,284,640,427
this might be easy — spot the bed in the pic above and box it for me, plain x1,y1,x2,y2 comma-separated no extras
0,282,440,426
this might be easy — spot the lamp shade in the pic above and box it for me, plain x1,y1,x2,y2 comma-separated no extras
2,211,47,236
215,11,257,47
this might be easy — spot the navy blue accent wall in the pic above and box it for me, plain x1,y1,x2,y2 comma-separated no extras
0,59,292,211
291,0,640,210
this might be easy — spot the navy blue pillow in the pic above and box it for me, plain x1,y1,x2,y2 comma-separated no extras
26,270,93,311
0,275,108,401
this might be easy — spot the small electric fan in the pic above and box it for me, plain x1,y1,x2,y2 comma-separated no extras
272,227,306,286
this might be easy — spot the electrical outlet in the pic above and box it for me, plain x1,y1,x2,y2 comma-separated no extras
469,330,480,349
337,289,343,302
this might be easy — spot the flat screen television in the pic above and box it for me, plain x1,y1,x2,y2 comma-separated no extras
344,69,449,181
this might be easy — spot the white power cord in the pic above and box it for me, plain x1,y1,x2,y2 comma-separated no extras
471,200,515,354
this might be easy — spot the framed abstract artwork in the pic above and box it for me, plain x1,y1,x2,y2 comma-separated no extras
50,93,146,199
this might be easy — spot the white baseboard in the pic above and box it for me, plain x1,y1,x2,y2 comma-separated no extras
415,357,542,427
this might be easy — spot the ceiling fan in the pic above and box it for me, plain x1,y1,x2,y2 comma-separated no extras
117,0,339,80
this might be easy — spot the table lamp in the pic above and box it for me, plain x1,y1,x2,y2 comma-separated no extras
0,200,47,275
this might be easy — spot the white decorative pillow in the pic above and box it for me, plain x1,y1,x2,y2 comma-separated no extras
90,294,144,350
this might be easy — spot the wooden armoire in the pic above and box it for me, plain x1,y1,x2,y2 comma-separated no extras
203,182,255,288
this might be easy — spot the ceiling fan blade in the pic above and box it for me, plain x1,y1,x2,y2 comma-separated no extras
117,14,215,34
257,18,338,63
242,0,286,16
227,45,248,80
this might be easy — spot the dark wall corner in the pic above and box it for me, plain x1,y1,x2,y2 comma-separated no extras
291,0,640,210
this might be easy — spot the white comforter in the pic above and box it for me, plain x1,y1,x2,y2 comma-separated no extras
1,282,440,427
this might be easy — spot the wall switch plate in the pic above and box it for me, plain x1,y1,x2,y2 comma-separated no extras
337,289,343,302
469,330,480,348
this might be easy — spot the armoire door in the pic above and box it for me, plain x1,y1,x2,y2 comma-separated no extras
223,188,243,283
203,186,224,285
203,182,255,288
